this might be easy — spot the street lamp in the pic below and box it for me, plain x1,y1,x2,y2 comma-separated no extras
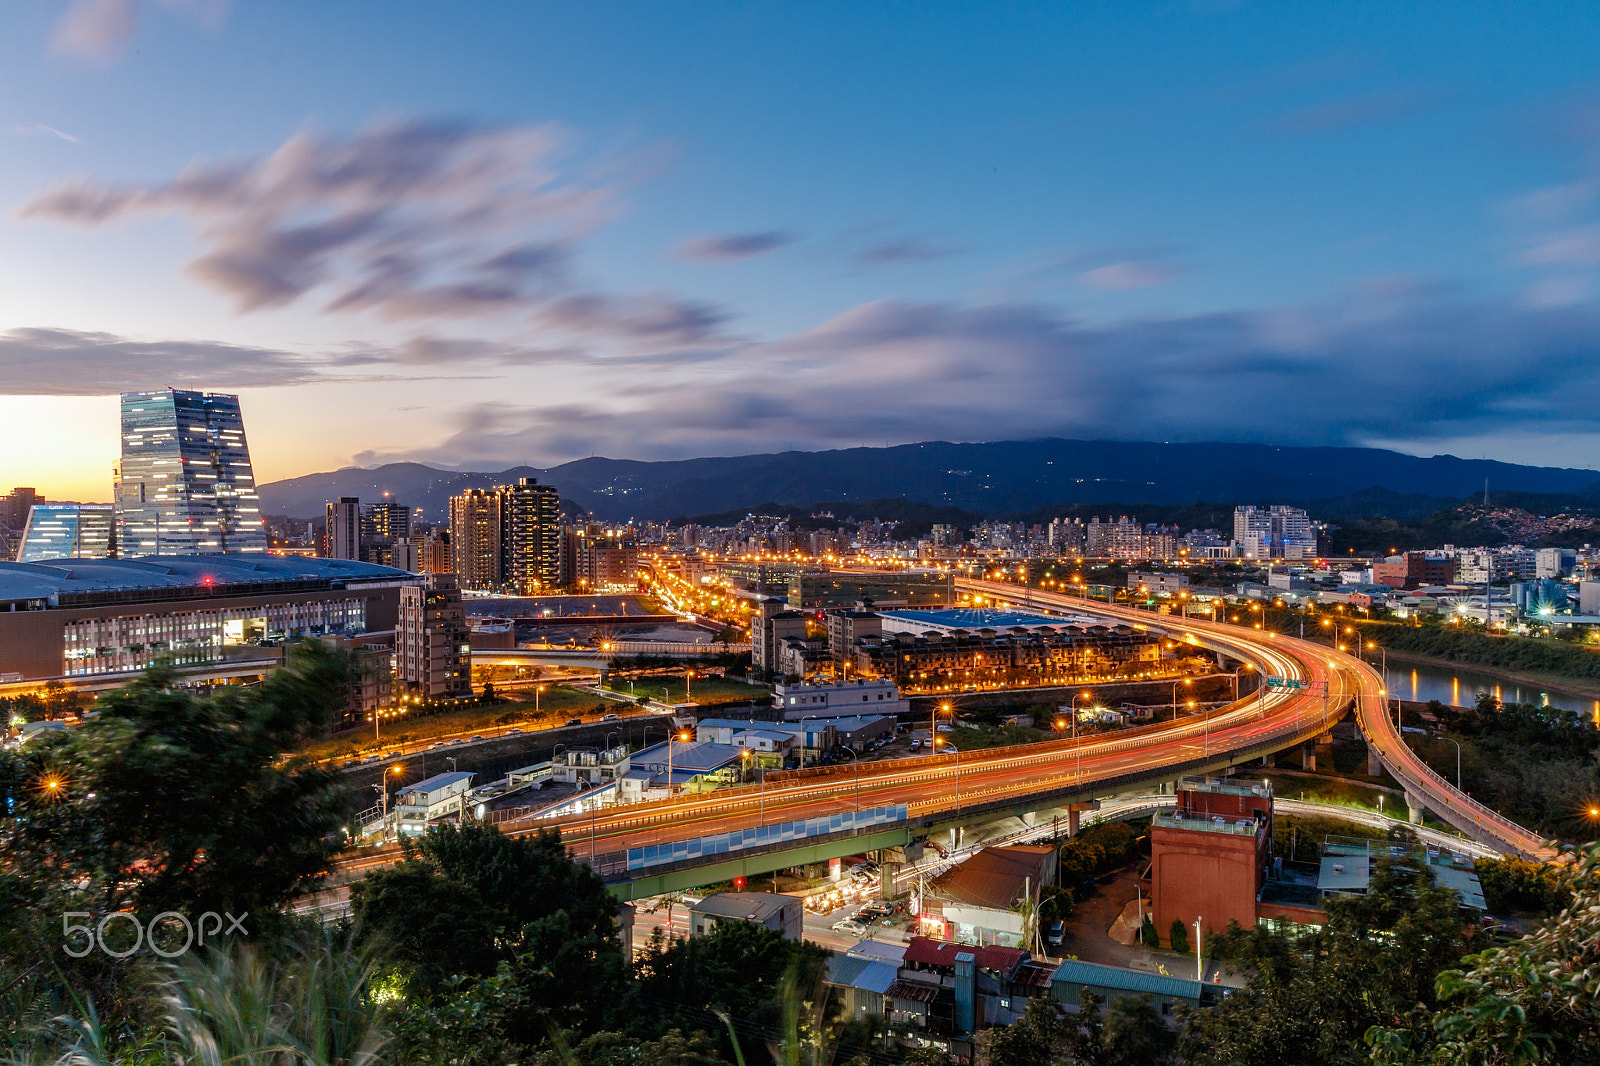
1170,677,1192,723
666,729,690,796
1433,733,1463,792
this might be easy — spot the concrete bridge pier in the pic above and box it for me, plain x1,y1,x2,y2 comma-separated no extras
1404,791,1426,824
1021,811,1039,827
1260,751,1276,768
1301,743,1317,772
1065,800,1100,837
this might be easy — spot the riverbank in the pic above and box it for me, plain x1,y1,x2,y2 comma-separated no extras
1381,647,1600,706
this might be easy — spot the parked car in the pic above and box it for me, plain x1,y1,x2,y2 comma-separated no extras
857,903,891,920
385,750,402,759
469,734,485,741
446,738,464,746
564,718,583,727
506,728,524,736
908,738,923,751
341,759,360,768
600,713,620,722
831,918,870,937
428,742,446,750
1047,920,1065,949
362,754,380,763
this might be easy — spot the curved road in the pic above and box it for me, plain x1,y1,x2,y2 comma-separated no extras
329,575,1553,884
956,577,1555,861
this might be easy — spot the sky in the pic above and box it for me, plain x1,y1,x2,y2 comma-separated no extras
6,1,1600,501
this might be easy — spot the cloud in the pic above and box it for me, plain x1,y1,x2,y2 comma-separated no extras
539,293,729,346
0,327,320,395
20,117,613,320
1076,260,1185,291
382,288,1600,468
856,237,958,265
1267,87,1440,136
49,0,227,62
673,231,793,262
8,123,80,143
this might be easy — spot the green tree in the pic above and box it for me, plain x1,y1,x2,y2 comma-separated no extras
1140,915,1160,950
1369,841,1600,1065
6,642,350,921
1169,920,1189,954
983,995,1070,1065
352,821,627,1033
1180,836,1476,1066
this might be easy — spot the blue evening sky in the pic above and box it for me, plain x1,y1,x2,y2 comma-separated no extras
4,2,1600,499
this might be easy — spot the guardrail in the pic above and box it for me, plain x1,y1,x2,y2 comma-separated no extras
956,577,1558,862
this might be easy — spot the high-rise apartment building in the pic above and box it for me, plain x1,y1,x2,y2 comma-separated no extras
16,504,116,563
325,497,361,560
1233,505,1316,561
448,488,504,590
114,390,267,556
501,477,561,593
396,572,473,700
364,501,411,540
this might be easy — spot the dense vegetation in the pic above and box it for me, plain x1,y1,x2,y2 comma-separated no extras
1369,623,1600,680
3,648,1598,1064
1405,694,1600,840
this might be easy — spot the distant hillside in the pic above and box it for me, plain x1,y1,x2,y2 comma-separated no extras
256,439,1600,522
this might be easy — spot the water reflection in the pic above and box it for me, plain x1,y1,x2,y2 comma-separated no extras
1390,662,1596,716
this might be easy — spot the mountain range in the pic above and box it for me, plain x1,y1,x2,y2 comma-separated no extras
254,439,1600,524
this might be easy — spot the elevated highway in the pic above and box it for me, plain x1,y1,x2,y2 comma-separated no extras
329,576,1554,897
955,577,1556,862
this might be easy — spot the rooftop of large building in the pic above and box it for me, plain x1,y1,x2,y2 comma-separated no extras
0,554,416,605
876,607,1119,634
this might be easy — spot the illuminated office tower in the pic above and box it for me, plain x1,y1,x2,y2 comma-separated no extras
17,503,116,563
114,389,268,556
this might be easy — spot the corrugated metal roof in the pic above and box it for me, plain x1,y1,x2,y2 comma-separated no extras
902,935,1026,975
930,844,1056,910
1051,959,1203,999
690,892,797,921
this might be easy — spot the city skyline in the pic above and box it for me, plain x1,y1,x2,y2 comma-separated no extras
8,4,1600,501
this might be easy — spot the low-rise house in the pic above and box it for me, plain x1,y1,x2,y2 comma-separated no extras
918,844,1057,948
688,891,804,940
393,771,475,835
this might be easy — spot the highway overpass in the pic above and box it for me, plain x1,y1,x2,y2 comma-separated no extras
332,575,1553,899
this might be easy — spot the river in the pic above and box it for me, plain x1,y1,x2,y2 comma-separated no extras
1382,659,1600,717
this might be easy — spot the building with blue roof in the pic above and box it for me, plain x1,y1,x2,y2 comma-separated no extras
1049,958,1208,1014
0,554,418,682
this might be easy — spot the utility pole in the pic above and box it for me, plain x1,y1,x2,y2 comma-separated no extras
1194,916,1204,981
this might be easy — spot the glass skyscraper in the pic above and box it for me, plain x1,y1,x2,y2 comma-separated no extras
17,503,115,563
114,389,268,556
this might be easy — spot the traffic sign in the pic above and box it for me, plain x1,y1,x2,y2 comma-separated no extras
1264,676,1306,690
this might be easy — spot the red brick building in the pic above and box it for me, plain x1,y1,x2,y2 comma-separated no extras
1150,778,1276,946
1372,552,1455,590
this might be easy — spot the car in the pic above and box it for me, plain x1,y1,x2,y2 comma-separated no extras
506,728,524,736
428,742,446,750
565,718,583,727
470,734,485,742
857,903,891,920
385,750,402,758
908,738,923,751
831,918,870,937
600,712,620,721
1046,920,1065,948
341,759,360,768
362,754,381,763
446,738,464,746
